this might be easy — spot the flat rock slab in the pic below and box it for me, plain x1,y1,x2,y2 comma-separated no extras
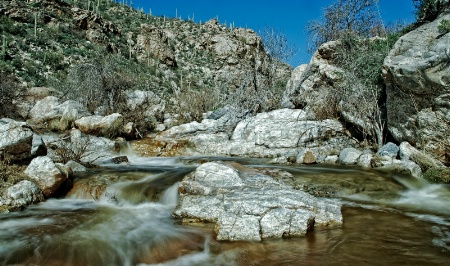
174,161,342,241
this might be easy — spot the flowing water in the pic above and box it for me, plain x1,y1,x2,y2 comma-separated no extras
1,145,450,265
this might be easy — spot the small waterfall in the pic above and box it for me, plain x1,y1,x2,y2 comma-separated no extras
116,141,137,157
160,182,180,208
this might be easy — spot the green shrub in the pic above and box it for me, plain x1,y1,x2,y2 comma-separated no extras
438,19,450,34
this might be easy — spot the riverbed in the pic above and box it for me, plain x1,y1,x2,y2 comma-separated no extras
0,153,449,265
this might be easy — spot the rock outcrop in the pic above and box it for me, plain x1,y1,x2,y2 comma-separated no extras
383,14,450,163
174,162,342,241
159,108,358,160
281,41,343,112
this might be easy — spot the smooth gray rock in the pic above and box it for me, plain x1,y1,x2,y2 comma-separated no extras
324,155,339,164
0,119,34,161
174,162,343,241
1,180,44,211
24,156,69,197
338,148,362,165
377,142,399,158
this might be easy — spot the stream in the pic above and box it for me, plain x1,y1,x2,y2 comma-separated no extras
1,148,450,265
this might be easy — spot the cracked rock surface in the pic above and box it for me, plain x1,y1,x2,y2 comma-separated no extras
173,161,342,241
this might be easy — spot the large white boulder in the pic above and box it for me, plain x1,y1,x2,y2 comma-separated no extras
174,162,342,241
24,156,70,197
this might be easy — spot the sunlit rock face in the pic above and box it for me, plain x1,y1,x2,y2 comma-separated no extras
174,161,342,241
157,108,358,160
383,14,450,163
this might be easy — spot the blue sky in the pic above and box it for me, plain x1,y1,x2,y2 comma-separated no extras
130,0,416,66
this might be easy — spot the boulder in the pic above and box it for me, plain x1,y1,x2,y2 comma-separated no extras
46,129,117,165
1,180,44,211
28,96,90,130
31,134,47,157
75,113,124,137
338,148,362,165
296,148,317,164
357,153,373,168
379,159,423,178
0,119,34,161
377,142,399,158
174,162,343,241
24,156,71,197
383,14,450,161
281,41,345,116
187,109,359,158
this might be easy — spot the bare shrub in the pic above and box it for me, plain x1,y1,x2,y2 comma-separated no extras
307,0,382,52
329,33,395,147
168,87,222,124
50,135,103,165
0,160,29,192
61,56,133,114
0,71,24,118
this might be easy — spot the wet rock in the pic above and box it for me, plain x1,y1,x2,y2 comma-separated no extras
1,180,44,211
174,162,343,241
24,156,71,197
0,119,34,162
377,142,399,158
111,156,129,165
378,159,423,178
338,148,362,165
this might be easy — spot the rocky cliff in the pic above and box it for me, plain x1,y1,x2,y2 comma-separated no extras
383,13,450,164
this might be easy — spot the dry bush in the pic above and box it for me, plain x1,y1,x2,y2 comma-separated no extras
0,160,29,192
0,71,24,118
50,135,103,165
168,87,222,123
307,0,382,52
